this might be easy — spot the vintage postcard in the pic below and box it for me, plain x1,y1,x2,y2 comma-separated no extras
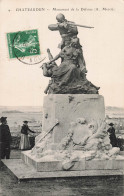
0,0,124,195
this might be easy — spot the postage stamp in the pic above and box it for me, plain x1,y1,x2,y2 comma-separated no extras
7,29,45,65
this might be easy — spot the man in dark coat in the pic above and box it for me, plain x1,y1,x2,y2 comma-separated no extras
0,117,11,159
107,123,118,147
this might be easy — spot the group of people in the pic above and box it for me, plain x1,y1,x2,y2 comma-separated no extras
0,115,120,160
0,116,35,159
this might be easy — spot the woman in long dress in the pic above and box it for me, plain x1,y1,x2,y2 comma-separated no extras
20,121,35,150
107,123,118,147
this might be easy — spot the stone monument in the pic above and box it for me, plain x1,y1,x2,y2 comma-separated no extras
22,14,123,173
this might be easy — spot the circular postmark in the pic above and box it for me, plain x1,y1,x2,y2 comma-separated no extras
12,30,46,65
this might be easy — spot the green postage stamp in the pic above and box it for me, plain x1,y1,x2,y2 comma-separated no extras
7,29,41,59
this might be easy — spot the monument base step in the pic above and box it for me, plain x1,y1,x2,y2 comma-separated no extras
21,151,124,172
120,151,124,155
2,159,124,182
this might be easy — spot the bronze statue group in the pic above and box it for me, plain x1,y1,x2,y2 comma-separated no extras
41,13,99,94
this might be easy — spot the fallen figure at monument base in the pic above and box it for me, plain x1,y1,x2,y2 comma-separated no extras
21,118,123,171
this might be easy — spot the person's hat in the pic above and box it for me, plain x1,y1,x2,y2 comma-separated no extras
23,120,28,123
0,117,7,123
109,123,114,126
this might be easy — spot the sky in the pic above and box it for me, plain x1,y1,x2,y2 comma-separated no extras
0,0,124,107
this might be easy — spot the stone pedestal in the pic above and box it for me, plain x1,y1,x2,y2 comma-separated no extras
21,151,124,172
20,94,124,176
42,94,105,143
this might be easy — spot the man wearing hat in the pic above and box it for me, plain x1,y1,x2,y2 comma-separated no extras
20,121,35,150
0,117,11,159
107,123,118,147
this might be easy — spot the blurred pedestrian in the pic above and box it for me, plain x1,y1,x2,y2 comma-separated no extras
0,117,11,159
20,121,35,150
107,123,118,147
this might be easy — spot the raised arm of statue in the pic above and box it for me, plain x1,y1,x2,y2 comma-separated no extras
47,49,54,60
48,24,59,31
49,53,60,63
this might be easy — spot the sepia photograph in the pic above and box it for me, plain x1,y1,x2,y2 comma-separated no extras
0,0,124,195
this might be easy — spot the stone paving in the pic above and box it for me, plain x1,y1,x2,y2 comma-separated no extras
0,150,124,196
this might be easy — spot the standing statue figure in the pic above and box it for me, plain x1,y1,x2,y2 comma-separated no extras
48,13,87,73
48,13,78,49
